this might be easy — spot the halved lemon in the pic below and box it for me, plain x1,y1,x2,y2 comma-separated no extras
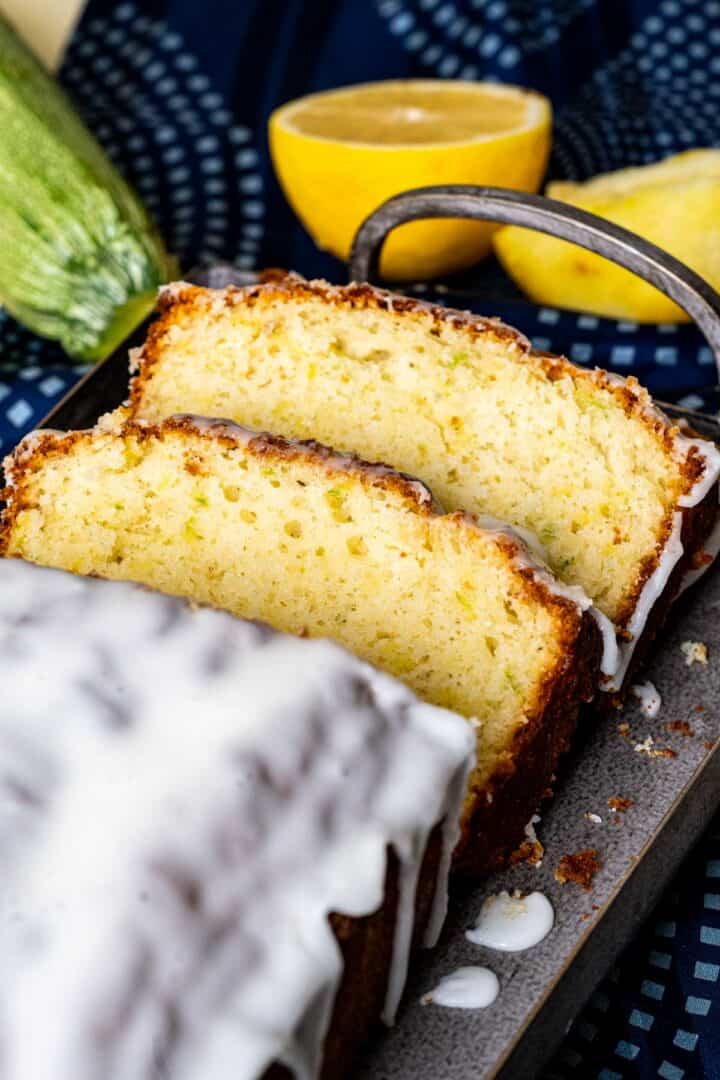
269,80,552,280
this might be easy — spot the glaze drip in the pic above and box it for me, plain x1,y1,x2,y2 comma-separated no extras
632,680,662,719
422,967,500,1010
599,393,720,692
465,890,554,952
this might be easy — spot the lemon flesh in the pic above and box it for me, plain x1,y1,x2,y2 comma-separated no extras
494,149,720,323
269,80,552,280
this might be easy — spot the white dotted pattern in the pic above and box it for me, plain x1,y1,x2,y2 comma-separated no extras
377,0,595,73
552,0,720,176
61,2,264,269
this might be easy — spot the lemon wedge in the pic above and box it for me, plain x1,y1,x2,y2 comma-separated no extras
269,80,552,280
494,149,720,323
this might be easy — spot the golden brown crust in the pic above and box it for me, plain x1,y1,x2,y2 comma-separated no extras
136,279,695,472
453,600,602,875
127,278,530,416
155,274,530,344
0,419,435,529
128,278,716,636
1,415,588,643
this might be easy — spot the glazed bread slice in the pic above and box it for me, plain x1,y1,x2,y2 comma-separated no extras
0,558,473,1080
125,277,720,692
1,418,601,874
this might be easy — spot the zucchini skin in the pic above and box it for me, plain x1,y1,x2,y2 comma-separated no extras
0,14,176,359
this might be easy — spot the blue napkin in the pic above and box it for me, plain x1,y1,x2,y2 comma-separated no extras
2,2,719,1076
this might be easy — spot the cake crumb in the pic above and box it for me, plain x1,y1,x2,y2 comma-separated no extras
617,722,631,738
681,641,708,667
634,735,676,758
608,796,633,815
665,719,694,738
554,849,601,890
510,814,544,866
510,839,545,867
704,740,716,751
585,812,603,824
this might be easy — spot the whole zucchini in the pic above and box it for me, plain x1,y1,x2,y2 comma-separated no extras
0,14,176,359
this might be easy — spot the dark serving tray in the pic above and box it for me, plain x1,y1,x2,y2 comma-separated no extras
359,583,720,1080
36,190,720,1078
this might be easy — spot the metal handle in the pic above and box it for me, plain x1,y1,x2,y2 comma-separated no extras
348,185,720,380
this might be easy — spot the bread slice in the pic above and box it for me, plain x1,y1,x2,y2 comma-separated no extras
1,417,601,874
124,277,720,692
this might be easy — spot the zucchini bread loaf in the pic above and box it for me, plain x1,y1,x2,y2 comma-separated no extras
0,557,473,1080
124,277,720,693
1,418,603,874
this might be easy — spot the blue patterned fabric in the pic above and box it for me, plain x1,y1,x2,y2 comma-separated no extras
549,826,720,1080
1,2,719,1076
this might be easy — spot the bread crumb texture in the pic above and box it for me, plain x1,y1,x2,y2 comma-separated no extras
129,280,700,627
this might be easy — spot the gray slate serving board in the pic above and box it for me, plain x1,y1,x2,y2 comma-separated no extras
358,577,720,1080
38,313,720,1080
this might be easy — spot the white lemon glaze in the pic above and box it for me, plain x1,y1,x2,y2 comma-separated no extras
422,966,500,1010
0,558,473,1080
599,402,720,692
465,890,554,952
631,680,662,720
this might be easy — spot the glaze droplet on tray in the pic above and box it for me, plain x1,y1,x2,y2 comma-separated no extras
423,967,499,1009
466,890,554,952
632,680,662,719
